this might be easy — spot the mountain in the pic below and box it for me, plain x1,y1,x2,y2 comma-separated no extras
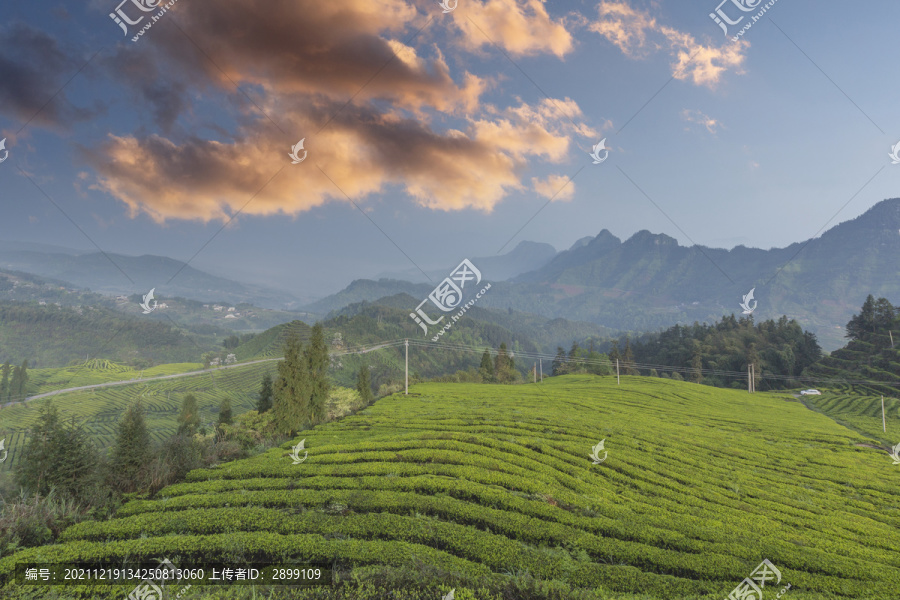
307,199,900,352
0,245,303,309
375,241,557,283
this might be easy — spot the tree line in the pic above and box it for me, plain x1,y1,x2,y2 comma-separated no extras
0,360,29,403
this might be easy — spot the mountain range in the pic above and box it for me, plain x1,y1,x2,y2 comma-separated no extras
310,199,900,352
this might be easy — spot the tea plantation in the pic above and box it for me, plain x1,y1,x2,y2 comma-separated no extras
1,375,898,599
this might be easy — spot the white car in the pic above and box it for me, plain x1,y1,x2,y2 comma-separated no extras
800,389,821,395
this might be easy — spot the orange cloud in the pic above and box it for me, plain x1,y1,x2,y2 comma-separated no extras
590,1,747,88
532,174,575,202
455,0,574,58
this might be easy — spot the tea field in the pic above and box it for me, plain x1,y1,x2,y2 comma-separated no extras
1,375,898,599
0,360,280,472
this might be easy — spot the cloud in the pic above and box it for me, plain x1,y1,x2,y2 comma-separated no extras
681,109,721,134
455,0,575,58
83,0,592,222
0,23,100,129
532,174,575,202
87,94,584,222
589,1,747,88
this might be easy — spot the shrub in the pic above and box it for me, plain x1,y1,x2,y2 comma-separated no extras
0,490,88,555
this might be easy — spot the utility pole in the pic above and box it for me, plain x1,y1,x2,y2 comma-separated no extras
616,359,620,385
539,359,542,382
882,395,886,432
748,365,751,394
405,339,408,395
890,331,894,349
751,364,755,393
533,362,536,383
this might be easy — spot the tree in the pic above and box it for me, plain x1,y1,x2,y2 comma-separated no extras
493,343,516,383
273,333,310,435
623,339,638,375
846,294,877,341
306,323,330,425
670,371,684,381
177,394,201,436
479,349,494,382
109,400,151,492
257,373,274,413
218,397,233,426
357,366,373,405
223,334,241,349
609,341,620,365
552,346,567,376
16,402,101,503
690,344,703,383
568,342,580,373
0,362,9,401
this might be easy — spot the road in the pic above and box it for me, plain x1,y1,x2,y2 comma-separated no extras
15,358,284,405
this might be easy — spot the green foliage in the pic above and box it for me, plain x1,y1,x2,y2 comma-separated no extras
108,400,151,493
273,333,310,435
14,402,103,504
257,372,274,413
479,349,494,382
306,323,330,426
178,394,201,436
356,366,373,405
0,490,88,556
218,397,234,426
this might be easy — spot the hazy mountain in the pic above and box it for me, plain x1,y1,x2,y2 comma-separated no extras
375,241,557,283
309,199,900,352
0,245,304,309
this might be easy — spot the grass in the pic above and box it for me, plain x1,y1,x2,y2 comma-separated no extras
0,375,898,599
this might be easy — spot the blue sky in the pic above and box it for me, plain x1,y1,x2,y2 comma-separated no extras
1,0,898,300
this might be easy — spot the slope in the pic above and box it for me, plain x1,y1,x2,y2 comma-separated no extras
2,376,898,599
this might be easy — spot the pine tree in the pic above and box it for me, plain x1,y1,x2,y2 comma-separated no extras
0,362,9,402
479,349,494,382
690,345,703,383
306,323,330,425
609,340,620,364
257,373,274,413
552,346,567,376
8,366,22,402
273,333,310,435
110,400,151,492
18,360,28,397
357,366,373,405
846,294,876,341
218,398,233,425
568,342,580,373
494,343,513,383
623,339,638,375
177,394,201,436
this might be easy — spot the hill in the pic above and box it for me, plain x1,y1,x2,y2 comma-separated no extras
0,245,302,309
308,198,900,352
2,376,897,598
0,301,229,370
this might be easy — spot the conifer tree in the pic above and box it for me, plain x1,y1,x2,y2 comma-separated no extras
110,400,151,492
273,333,310,435
0,362,9,402
690,345,703,383
609,340,620,364
494,343,514,383
218,397,233,425
306,323,330,425
479,349,494,382
257,373,274,413
177,394,201,436
552,346,567,376
357,365,373,405
623,339,638,375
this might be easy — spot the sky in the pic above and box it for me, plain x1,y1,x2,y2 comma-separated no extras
1,0,898,301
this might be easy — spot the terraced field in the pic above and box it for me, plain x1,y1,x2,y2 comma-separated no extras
0,361,279,471
2,375,898,599
795,390,900,441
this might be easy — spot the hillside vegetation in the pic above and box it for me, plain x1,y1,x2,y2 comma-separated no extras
2,376,897,599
